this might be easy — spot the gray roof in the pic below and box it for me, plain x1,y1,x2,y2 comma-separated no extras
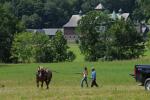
63,12,129,28
26,29,45,33
111,11,117,20
63,15,82,27
95,3,104,10
26,28,63,36
43,28,63,35
121,13,130,20
110,12,129,21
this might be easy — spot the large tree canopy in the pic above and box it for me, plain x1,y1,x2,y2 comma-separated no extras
11,31,75,63
0,0,143,28
0,0,150,62
78,11,146,61
108,19,145,59
0,6,23,62
78,11,112,61
139,0,150,20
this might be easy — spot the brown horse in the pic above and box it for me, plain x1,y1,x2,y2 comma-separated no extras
36,67,52,89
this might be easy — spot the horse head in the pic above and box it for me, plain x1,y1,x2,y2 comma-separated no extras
37,68,47,79
36,66,52,89
37,70,42,78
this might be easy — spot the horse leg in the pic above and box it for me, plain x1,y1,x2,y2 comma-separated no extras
46,80,50,89
41,81,44,88
36,79,39,88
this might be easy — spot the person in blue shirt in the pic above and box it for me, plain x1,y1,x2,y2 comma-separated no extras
91,67,98,87
81,67,88,87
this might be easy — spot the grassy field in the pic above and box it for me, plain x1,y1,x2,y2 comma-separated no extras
68,44,85,62
1,45,150,100
1,59,150,100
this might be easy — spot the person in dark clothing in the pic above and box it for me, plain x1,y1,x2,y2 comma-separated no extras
91,67,98,87
81,67,88,87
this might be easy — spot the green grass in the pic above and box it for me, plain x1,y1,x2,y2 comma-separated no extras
1,59,150,100
1,44,150,99
68,44,85,62
145,49,150,56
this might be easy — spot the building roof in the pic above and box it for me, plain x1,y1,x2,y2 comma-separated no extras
111,11,117,20
95,3,104,10
63,15,82,27
118,8,123,13
26,29,45,33
110,11,129,21
26,28,63,36
43,28,63,35
120,13,130,20
63,10,129,28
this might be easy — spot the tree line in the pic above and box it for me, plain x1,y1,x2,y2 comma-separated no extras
0,0,149,28
10,31,75,63
78,11,146,61
0,0,150,62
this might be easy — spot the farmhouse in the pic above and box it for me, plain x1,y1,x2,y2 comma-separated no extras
63,3,130,42
26,3,150,43
63,3,106,42
63,3,150,43
63,15,81,43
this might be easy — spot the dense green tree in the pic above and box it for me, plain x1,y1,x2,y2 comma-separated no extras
1,0,145,29
52,30,69,62
1,0,149,63
138,0,150,21
51,30,75,62
10,32,36,63
78,11,111,61
33,33,55,63
73,0,105,13
78,10,145,61
66,51,76,62
0,6,23,62
43,0,76,28
108,19,145,59
145,32,150,50
22,13,42,29
74,0,136,13
11,31,75,63
131,0,150,22
11,32,54,63
102,0,136,13
132,7,145,22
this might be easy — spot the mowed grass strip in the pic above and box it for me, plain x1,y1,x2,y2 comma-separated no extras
1,59,150,100
68,44,85,62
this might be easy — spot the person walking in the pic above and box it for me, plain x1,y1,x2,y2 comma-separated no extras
91,67,98,87
81,67,88,87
